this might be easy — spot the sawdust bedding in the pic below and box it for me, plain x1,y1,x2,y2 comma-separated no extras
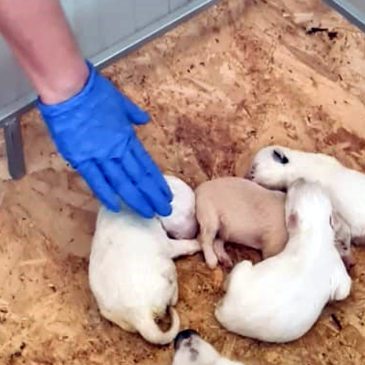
1,0,365,364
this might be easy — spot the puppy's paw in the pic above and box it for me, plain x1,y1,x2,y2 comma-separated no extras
219,255,233,269
205,253,218,270
202,245,219,269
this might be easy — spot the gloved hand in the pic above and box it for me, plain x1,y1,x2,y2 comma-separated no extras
37,60,172,218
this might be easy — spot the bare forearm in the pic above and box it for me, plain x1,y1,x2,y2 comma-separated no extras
0,0,88,104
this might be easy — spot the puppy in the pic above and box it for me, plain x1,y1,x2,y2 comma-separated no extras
173,330,245,365
248,145,365,246
89,175,200,345
194,177,353,270
215,179,351,343
194,177,287,269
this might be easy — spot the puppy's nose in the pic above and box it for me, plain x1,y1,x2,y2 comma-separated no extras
174,329,199,350
245,164,256,180
343,255,356,272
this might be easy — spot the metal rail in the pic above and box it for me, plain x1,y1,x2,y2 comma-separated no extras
325,0,365,32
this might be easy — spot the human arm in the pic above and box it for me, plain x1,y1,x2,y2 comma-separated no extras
0,0,88,104
0,0,172,217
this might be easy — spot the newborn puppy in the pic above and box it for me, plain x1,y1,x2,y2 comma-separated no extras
173,330,245,365
194,177,353,270
215,179,351,343
195,177,287,269
248,145,365,246
89,175,200,345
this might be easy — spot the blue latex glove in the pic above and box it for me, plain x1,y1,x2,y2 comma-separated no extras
37,61,172,218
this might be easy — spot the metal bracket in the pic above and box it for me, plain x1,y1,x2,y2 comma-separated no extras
3,116,26,179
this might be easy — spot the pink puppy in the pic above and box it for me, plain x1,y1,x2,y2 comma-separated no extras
195,177,354,270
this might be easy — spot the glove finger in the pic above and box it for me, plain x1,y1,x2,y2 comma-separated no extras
120,94,150,125
122,148,172,217
77,161,121,212
123,152,172,216
101,159,155,218
131,139,173,202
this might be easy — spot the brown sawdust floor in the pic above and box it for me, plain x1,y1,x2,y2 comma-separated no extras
1,0,365,364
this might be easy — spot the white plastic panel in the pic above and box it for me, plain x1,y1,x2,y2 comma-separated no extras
61,0,137,57
0,39,30,107
98,0,136,50
65,0,103,58
135,0,170,30
171,0,191,11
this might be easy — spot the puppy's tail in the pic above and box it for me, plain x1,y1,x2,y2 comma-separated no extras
135,307,180,345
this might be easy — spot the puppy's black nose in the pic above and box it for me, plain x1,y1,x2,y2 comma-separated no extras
245,166,255,180
174,329,199,350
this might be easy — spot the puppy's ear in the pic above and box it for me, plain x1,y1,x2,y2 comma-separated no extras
330,211,343,228
331,212,351,250
272,149,289,164
287,211,299,230
331,212,349,232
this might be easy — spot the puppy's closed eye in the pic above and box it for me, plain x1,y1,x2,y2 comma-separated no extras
272,149,289,164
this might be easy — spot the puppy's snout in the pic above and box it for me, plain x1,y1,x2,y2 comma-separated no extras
246,164,256,180
174,329,199,350
343,254,356,272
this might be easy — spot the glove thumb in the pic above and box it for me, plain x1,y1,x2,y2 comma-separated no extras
122,95,150,125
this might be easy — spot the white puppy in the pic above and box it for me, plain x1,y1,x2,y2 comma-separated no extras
160,175,198,239
215,179,351,343
89,175,200,345
172,330,245,365
248,145,365,244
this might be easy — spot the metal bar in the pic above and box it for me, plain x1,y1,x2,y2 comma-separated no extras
0,0,218,127
3,116,26,179
324,0,365,32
